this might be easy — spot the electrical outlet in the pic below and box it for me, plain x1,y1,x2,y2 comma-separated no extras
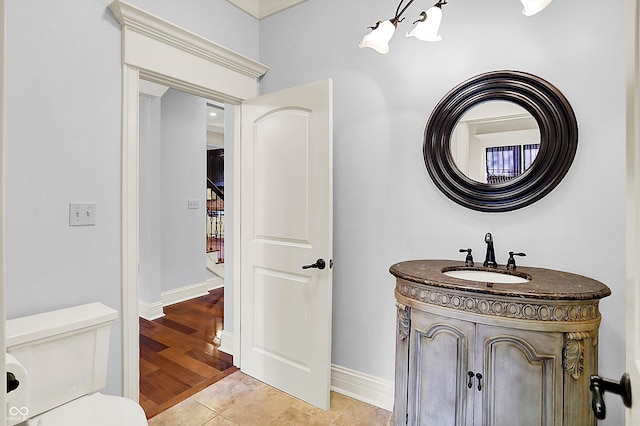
188,199,199,209
69,203,96,226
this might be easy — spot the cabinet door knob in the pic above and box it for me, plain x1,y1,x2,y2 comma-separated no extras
467,371,474,389
476,373,483,391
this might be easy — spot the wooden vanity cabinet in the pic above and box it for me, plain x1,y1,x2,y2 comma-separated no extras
390,260,610,426
405,309,564,425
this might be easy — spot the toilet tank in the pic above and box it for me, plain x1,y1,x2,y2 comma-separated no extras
5,303,118,425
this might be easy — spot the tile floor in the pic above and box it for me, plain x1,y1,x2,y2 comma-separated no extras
148,371,392,426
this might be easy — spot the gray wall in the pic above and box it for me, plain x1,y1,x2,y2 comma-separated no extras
5,0,124,395
160,89,208,293
139,89,208,303
139,95,162,304
259,1,625,423
4,0,258,396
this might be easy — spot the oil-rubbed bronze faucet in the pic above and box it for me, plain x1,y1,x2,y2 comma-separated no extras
459,248,474,267
483,233,497,268
506,251,526,270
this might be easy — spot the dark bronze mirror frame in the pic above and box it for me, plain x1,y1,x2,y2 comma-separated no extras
423,70,578,212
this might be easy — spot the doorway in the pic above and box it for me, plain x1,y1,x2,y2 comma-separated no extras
137,86,233,416
110,0,269,399
138,85,215,318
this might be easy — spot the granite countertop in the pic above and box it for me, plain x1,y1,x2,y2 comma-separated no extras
390,259,611,301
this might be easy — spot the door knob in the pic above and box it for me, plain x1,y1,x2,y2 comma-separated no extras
302,259,326,270
590,373,632,420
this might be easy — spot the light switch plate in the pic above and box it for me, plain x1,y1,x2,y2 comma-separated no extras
188,199,199,209
69,203,96,226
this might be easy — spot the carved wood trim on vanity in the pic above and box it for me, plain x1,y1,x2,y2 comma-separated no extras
396,303,411,341
563,331,595,380
396,279,601,323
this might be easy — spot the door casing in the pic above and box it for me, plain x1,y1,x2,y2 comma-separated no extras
626,0,640,424
108,0,268,399
0,0,7,421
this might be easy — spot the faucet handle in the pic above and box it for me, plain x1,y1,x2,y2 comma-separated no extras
506,251,526,270
459,248,474,267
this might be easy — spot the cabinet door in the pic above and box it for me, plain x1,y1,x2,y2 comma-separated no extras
408,310,476,426
474,325,563,426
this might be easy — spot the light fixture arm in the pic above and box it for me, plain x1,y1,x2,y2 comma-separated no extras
393,0,417,25
367,0,418,30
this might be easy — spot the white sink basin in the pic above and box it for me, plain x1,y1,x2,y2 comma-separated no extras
443,269,530,284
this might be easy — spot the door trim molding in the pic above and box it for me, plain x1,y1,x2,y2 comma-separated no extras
0,0,6,421
108,0,268,400
626,0,640,424
108,0,268,84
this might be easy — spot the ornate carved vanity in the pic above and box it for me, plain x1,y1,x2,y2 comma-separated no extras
390,260,611,425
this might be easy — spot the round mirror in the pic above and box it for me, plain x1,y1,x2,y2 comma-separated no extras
424,70,577,212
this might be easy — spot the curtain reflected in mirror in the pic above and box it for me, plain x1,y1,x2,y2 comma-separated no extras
450,100,540,184
486,144,539,183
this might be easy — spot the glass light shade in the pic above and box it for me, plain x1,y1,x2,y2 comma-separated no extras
359,20,396,54
405,6,443,42
521,0,552,16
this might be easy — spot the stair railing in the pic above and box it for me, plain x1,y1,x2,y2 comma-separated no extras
207,178,224,262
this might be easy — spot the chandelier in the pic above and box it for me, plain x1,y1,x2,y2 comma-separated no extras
359,0,553,54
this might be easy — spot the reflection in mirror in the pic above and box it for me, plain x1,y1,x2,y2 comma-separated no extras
450,101,540,184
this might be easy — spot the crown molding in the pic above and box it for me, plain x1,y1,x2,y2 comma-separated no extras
226,0,307,20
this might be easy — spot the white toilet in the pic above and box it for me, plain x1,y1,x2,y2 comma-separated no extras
5,302,148,425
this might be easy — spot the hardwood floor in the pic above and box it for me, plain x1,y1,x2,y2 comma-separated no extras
139,288,237,419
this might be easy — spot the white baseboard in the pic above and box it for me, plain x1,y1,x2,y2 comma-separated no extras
207,276,224,290
218,329,235,359
139,301,165,321
330,364,394,411
161,280,210,307
140,280,215,320
218,330,393,411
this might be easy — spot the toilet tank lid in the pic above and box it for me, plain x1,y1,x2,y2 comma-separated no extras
6,303,118,347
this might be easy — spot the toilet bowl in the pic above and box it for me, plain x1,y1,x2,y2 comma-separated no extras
5,303,147,425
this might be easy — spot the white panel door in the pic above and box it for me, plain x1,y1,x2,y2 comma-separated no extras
240,79,333,410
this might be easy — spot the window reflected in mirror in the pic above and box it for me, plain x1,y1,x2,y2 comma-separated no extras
450,100,541,184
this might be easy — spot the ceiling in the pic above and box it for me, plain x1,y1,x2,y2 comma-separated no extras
226,0,307,19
